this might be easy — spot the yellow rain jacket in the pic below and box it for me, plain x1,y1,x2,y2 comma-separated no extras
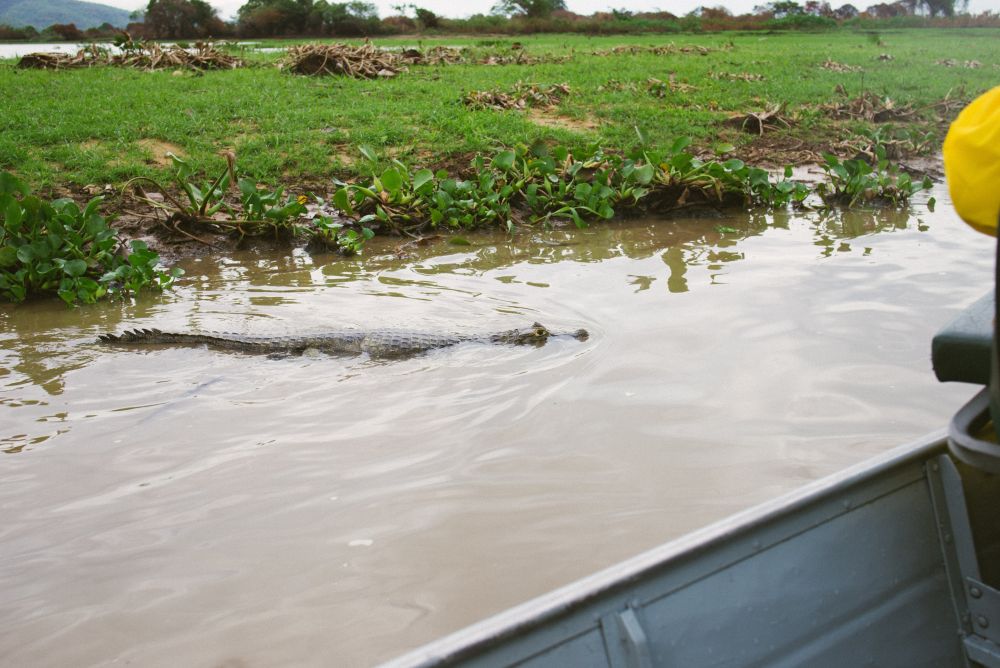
943,85,1000,236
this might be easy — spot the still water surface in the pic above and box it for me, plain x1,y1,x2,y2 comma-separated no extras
0,188,992,666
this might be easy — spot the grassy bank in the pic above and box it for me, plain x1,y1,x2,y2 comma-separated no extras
1,29,998,190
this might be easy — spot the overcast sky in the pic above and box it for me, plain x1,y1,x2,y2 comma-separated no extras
102,0,1000,20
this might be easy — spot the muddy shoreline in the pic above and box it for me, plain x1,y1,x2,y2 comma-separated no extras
37,141,945,266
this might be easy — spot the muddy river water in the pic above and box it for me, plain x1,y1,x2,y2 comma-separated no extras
0,187,993,667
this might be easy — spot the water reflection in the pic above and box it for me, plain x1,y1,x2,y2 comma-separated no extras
0,205,932,407
810,206,915,257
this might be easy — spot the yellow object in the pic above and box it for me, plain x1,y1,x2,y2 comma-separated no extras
943,85,1000,236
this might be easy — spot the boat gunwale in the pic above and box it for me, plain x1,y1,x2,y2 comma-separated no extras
384,428,951,667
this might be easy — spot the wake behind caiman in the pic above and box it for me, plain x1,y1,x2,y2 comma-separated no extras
98,322,589,358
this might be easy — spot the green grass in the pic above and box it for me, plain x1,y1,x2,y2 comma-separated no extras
1,29,997,190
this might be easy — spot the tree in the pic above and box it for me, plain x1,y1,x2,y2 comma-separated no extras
832,3,859,18
804,0,834,15
239,0,305,34
47,23,84,40
145,0,220,38
769,1,805,16
920,0,957,16
491,0,567,19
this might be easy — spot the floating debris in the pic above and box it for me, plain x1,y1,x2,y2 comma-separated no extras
724,104,792,135
463,82,570,111
821,59,863,73
282,42,404,78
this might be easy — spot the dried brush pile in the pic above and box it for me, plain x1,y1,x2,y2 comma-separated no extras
115,42,243,70
282,42,404,78
724,104,793,135
820,90,918,122
463,82,571,111
820,59,863,73
592,44,716,57
600,77,696,96
18,42,242,71
400,46,464,65
709,71,766,82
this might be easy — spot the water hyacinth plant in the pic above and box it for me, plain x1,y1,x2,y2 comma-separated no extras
328,140,814,235
816,147,931,207
0,172,181,305
2,136,935,304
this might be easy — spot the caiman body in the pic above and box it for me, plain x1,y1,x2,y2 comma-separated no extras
98,322,588,358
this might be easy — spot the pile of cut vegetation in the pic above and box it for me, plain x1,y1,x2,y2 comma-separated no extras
400,46,464,65
592,44,715,57
463,82,570,111
724,104,793,135
282,42,404,78
115,42,243,70
17,45,105,70
820,89,917,122
16,42,243,71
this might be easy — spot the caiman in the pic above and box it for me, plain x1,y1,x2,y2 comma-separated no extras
98,322,589,358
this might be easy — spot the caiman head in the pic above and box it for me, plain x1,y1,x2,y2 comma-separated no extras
498,322,589,346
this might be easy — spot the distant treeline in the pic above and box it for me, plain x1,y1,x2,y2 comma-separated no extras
2,0,998,42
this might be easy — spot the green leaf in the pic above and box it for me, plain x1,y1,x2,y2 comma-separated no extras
449,236,471,246
58,288,77,305
669,137,692,154
0,246,17,267
332,188,354,215
0,172,29,197
63,259,88,277
633,164,655,185
380,168,404,194
492,150,516,172
358,145,377,163
412,169,434,193
16,245,34,263
3,196,24,229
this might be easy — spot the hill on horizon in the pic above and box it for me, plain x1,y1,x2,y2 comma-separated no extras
0,0,134,29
